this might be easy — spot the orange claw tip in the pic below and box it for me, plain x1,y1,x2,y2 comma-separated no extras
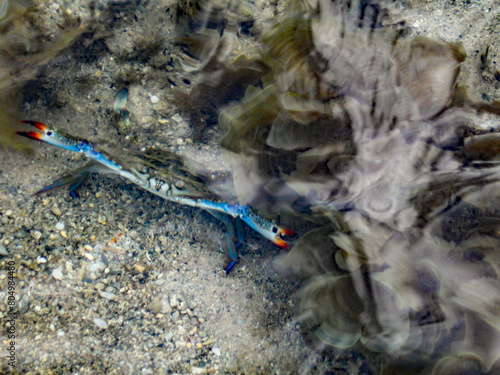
19,120,49,131
275,238,289,249
16,131,43,140
280,228,293,236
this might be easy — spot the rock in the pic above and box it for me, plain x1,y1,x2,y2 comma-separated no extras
89,262,104,273
51,266,64,280
150,95,159,104
31,230,42,240
93,317,108,329
55,222,65,230
212,347,221,356
172,311,180,322
169,295,178,308
0,243,8,255
51,206,62,217
171,113,184,123
149,297,163,314
98,291,115,300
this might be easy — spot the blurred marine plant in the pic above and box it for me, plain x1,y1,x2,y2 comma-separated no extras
0,0,86,150
209,0,500,373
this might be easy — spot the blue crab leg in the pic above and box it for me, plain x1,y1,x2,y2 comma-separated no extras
32,161,114,197
34,165,91,198
207,210,244,273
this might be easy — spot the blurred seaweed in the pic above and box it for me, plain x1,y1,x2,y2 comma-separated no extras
207,0,500,372
0,0,86,150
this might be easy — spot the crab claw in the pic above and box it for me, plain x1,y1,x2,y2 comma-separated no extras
19,120,50,131
16,121,51,141
274,227,293,249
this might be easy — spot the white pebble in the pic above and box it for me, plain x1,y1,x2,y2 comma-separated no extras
37,256,47,264
93,317,108,329
171,113,183,123
89,262,104,273
99,291,115,300
169,295,178,308
212,347,221,356
0,243,8,255
52,267,64,280
55,222,65,230
84,253,95,261
150,95,160,104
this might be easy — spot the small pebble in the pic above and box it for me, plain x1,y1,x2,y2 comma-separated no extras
133,264,146,273
171,113,183,123
169,295,178,308
172,311,180,321
150,95,160,104
212,348,221,357
52,267,64,280
0,243,8,255
5,210,12,216
31,231,42,240
37,256,47,264
93,317,108,329
55,222,65,230
175,341,186,348
89,262,104,273
60,230,68,239
51,206,62,217
176,137,184,145
99,291,115,300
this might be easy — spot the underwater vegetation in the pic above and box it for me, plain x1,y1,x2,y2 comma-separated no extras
0,0,88,150
206,0,500,373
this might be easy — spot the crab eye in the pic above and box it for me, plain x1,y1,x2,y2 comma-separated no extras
272,226,278,233
47,131,52,136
